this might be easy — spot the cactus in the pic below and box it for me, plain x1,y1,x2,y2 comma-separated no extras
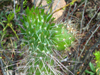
53,24,75,50
20,6,75,75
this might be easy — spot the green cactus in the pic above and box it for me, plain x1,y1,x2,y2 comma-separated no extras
53,24,75,50
20,6,75,75
20,6,55,75
21,6,55,51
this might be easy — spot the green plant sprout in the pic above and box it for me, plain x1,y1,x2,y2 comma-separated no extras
46,0,53,13
20,6,75,74
94,51,100,75
70,0,77,6
85,51,100,75
46,0,52,4
85,62,96,75
3,23,19,40
3,5,20,40
23,0,28,8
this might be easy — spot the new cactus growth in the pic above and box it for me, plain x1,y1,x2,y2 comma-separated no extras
53,24,75,50
20,6,75,74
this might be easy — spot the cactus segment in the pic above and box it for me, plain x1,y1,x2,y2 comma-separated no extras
53,24,75,50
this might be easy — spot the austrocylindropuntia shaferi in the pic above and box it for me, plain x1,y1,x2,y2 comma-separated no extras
53,24,75,50
20,6,75,75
